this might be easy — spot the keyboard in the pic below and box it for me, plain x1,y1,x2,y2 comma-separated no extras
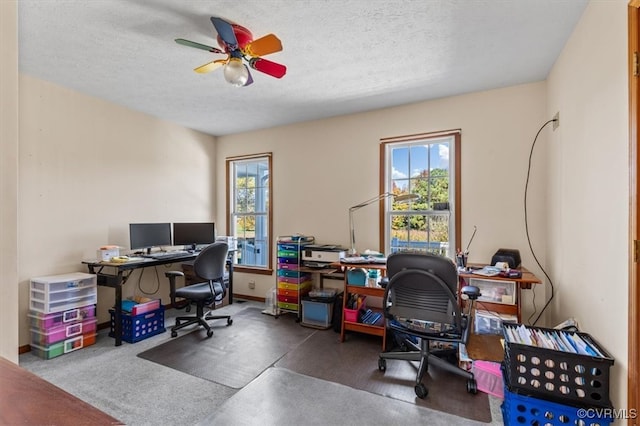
143,251,190,260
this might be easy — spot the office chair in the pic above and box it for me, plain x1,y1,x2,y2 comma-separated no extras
165,242,233,338
378,252,480,399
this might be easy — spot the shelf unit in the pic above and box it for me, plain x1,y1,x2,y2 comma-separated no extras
337,263,388,351
276,235,314,320
458,266,541,322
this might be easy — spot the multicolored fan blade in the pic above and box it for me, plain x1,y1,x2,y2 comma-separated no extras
249,57,287,79
175,38,224,54
244,34,282,57
194,59,227,74
211,17,237,49
244,65,254,86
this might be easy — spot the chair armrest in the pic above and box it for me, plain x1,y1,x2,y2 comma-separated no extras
165,271,185,307
461,285,481,300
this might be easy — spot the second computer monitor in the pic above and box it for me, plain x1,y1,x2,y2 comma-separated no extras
173,222,216,251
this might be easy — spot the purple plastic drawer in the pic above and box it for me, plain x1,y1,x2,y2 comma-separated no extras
31,318,97,345
29,305,96,330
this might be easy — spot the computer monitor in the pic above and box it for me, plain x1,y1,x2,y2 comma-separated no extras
173,222,216,251
129,223,172,254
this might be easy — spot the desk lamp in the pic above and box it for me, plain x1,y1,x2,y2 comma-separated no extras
349,192,418,255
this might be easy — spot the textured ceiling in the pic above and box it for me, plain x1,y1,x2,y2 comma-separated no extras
18,0,588,136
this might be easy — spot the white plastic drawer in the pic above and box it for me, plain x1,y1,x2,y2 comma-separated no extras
468,278,517,305
29,273,97,313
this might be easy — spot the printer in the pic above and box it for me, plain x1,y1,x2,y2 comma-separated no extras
302,244,347,266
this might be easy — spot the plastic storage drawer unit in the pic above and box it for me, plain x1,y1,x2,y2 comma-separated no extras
30,272,97,313
468,277,516,305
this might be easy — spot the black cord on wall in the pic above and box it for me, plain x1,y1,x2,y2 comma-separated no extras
524,118,557,325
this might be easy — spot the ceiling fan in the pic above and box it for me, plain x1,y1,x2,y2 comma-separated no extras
175,16,286,87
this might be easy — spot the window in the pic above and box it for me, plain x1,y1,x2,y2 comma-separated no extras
381,132,460,257
226,153,272,273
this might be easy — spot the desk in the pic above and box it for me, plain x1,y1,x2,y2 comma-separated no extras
458,266,541,322
0,357,123,425
83,253,234,346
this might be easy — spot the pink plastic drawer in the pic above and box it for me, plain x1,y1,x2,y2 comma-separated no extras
29,305,96,330
31,318,97,345
472,360,503,398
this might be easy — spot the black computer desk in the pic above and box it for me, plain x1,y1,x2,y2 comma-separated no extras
83,253,234,346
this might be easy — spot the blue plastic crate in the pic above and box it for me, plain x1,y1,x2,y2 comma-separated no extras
502,386,613,426
109,306,165,343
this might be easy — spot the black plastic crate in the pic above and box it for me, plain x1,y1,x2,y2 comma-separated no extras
503,323,614,408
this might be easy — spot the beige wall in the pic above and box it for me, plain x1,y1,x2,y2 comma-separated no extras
5,0,629,413
17,75,217,346
216,82,549,318
1,0,19,362
546,0,628,411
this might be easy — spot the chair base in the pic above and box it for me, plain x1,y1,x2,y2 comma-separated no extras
378,338,477,398
171,303,232,338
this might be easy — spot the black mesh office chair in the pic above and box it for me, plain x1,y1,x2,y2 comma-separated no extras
378,251,480,399
165,242,233,338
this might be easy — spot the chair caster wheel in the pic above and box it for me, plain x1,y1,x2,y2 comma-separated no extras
171,331,178,338
206,329,214,338
415,383,428,399
467,378,478,394
378,358,386,372
227,318,233,326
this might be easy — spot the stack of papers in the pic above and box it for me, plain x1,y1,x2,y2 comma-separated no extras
340,256,387,264
471,266,502,277
504,324,605,357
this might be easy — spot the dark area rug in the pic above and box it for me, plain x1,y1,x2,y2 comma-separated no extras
137,307,315,388
275,329,492,423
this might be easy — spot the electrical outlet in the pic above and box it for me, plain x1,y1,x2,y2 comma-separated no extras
552,112,560,130
248,281,255,289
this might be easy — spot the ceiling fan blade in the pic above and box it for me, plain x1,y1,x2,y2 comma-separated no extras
244,65,254,86
194,59,227,74
244,34,282,57
175,38,224,54
211,17,237,49
249,58,287,79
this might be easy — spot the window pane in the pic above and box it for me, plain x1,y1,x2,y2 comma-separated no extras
385,134,457,258
228,155,271,269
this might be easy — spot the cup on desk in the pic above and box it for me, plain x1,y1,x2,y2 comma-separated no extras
456,252,468,269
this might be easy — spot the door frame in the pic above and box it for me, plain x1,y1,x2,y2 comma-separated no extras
628,0,639,417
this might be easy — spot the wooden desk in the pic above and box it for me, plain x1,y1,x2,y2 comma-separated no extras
0,357,123,425
83,253,234,346
458,266,541,322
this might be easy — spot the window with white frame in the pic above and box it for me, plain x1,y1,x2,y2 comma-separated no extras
227,153,272,271
381,132,460,257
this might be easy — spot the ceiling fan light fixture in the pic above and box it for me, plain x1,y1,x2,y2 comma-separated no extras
223,58,249,87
